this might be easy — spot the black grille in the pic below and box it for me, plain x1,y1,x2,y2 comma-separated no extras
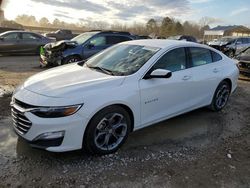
11,100,33,135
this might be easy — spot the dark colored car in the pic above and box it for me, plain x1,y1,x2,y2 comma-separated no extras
0,31,55,55
208,37,250,58
168,35,197,42
40,30,137,67
235,47,250,76
44,29,78,41
137,35,152,39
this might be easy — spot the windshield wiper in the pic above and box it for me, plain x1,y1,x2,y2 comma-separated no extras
85,64,115,76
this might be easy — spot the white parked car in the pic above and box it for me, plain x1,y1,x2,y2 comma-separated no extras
11,40,239,155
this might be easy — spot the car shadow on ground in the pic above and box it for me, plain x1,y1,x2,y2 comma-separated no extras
13,107,223,163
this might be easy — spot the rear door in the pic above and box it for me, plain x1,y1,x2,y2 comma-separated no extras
20,33,42,53
188,47,223,106
0,32,22,53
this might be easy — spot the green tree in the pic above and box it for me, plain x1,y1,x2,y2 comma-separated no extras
39,17,50,27
15,14,38,26
146,19,157,34
175,21,184,35
160,17,174,37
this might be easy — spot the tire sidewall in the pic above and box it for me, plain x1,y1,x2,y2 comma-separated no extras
211,81,230,111
63,55,81,65
83,105,131,155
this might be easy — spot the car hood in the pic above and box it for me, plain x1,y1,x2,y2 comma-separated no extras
209,41,229,46
238,55,250,62
44,40,78,52
23,64,125,98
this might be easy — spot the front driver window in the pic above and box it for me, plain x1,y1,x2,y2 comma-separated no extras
89,36,106,47
152,47,186,72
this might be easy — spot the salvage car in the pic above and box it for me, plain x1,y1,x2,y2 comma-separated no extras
11,40,239,154
44,29,78,41
168,35,197,42
235,47,250,75
40,30,136,67
0,31,55,55
208,36,250,57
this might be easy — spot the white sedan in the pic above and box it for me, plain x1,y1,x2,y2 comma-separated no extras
11,40,239,154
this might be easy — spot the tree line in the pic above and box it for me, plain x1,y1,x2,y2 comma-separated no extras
1,14,215,39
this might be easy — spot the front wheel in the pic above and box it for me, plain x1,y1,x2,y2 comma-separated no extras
63,55,81,65
83,106,131,155
209,81,231,111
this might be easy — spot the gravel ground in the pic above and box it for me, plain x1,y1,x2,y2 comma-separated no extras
0,56,250,187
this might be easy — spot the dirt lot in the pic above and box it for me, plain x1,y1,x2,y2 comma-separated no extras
0,56,250,188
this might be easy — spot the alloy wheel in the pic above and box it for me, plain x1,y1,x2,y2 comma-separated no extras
94,113,128,151
215,84,230,109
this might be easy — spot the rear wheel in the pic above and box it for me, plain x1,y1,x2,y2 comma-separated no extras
83,105,131,155
209,81,231,111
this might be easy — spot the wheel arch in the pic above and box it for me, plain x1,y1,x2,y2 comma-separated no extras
84,103,135,135
65,54,82,59
222,78,232,93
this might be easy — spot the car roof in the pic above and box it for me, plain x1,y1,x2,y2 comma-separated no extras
123,39,204,49
0,30,39,35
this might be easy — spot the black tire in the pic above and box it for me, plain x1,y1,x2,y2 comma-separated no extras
83,105,131,155
209,81,231,111
63,55,81,65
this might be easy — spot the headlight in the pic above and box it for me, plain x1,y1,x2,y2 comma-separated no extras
31,104,82,118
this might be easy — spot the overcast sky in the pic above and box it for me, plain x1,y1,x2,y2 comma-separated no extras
2,0,250,27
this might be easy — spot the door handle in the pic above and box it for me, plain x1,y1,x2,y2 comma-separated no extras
213,68,219,73
182,75,191,80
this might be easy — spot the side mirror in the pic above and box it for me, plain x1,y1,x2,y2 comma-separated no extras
144,69,172,79
0,37,4,41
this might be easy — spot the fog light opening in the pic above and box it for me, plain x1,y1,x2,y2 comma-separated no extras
34,131,65,141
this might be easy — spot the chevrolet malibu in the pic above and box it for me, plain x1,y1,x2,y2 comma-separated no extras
11,40,239,155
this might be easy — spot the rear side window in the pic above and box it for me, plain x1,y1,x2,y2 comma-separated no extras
22,33,41,40
211,51,222,62
189,47,212,67
106,36,132,45
153,47,186,72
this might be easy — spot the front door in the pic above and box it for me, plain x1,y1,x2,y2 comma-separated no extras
83,36,108,59
139,47,196,126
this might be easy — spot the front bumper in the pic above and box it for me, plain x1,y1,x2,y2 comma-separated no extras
12,106,88,152
11,89,89,152
40,51,62,67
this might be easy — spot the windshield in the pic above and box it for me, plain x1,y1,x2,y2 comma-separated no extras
85,44,160,76
71,32,97,44
242,48,250,55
